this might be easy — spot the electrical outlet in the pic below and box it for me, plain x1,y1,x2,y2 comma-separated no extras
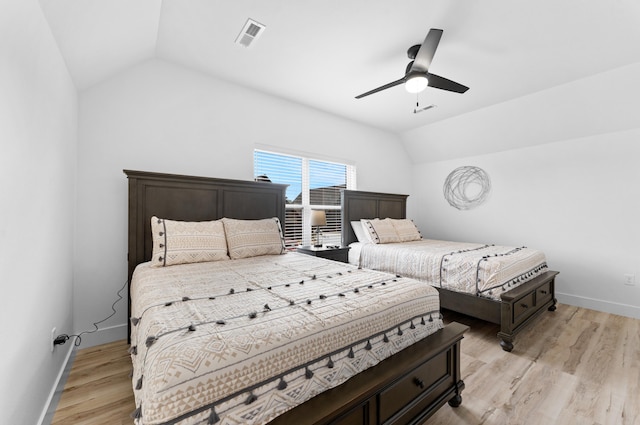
51,327,56,352
624,274,636,286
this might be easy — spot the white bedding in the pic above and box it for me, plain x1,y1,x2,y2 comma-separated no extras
353,239,548,300
129,252,442,424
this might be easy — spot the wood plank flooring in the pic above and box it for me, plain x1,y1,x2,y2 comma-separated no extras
51,340,135,425
51,304,640,425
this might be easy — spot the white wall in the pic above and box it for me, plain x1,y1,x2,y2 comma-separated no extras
76,58,412,346
405,64,640,319
0,1,77,424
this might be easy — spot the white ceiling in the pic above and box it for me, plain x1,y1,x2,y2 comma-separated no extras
39,0,640,134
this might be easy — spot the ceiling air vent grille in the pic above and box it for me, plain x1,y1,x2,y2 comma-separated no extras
235,19,265,47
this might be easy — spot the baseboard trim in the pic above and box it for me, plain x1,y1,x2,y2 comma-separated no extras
556,292,640,319
38,343,75,425
76,323,128,348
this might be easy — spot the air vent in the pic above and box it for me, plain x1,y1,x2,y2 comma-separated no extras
235,19,266,47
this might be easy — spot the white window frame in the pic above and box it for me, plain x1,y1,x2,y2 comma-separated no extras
254,148,356,247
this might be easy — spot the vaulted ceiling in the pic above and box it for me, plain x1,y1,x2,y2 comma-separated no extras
39,0,640,134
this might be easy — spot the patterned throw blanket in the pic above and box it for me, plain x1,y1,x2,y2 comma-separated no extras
130,252,442,425
359,239,548,300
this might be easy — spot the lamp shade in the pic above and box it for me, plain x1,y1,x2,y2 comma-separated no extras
310,210,327,227
405,73,429,93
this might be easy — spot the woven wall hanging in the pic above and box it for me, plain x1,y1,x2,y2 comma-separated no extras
443,166,491,210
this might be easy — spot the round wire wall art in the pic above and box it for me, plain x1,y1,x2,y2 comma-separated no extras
443,166,491,210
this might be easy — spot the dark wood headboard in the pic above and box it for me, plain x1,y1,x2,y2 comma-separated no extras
341,190,408,246
124,169,288,283
124,170,287,340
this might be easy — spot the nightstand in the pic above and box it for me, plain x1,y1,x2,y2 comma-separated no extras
297,245,351,263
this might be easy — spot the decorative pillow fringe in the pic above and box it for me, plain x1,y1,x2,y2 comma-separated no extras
327,357,334,369
348,347,355,358
146,336,158,347
383,334,389,343
410,321,416,329
135,375,143,390
130,317,140,326
397,327,403,336
128,345,138,355
364,340,372,350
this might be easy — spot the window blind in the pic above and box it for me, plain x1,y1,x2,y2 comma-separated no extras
254,149,356,246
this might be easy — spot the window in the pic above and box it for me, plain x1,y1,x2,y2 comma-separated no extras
254,149,356,247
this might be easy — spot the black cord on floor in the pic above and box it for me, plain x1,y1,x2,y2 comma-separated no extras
55,279,128,347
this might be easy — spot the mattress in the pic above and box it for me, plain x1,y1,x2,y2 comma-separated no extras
129,252,442,425
355,239,548,300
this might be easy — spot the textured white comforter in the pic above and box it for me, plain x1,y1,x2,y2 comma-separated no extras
129,252,442,425
356,239,548,300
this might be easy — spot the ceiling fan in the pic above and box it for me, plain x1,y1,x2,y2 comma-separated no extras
355,28,469,99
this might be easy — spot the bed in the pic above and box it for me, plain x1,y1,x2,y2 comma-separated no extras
341,189,558,352
125,170,468,425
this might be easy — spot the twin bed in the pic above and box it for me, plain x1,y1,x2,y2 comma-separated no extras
125,170,467,425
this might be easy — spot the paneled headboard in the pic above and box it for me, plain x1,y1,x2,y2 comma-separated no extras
124,170,287,339
341,189,408,246
124,170,288,280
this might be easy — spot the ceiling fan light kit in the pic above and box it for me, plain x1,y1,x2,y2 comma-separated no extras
405,73,429,93
355,28,469,99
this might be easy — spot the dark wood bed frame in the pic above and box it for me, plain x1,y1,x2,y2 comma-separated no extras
124,170,468,425
341,189,558,352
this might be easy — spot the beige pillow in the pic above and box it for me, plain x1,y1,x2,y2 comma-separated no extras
361,218,400,244
150,217,229,267
390,218,422,242
222,217,285,259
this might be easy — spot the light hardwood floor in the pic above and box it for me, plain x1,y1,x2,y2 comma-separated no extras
52,304,640,425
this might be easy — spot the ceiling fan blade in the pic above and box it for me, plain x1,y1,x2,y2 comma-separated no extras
409,28,443,73
427,73,469,93
355,77,405,99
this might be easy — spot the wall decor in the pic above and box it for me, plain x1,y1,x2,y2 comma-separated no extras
443,166,491,210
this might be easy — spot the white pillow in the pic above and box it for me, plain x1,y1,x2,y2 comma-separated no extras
150,217,229,267
361,218,401,244
351,220,373,243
